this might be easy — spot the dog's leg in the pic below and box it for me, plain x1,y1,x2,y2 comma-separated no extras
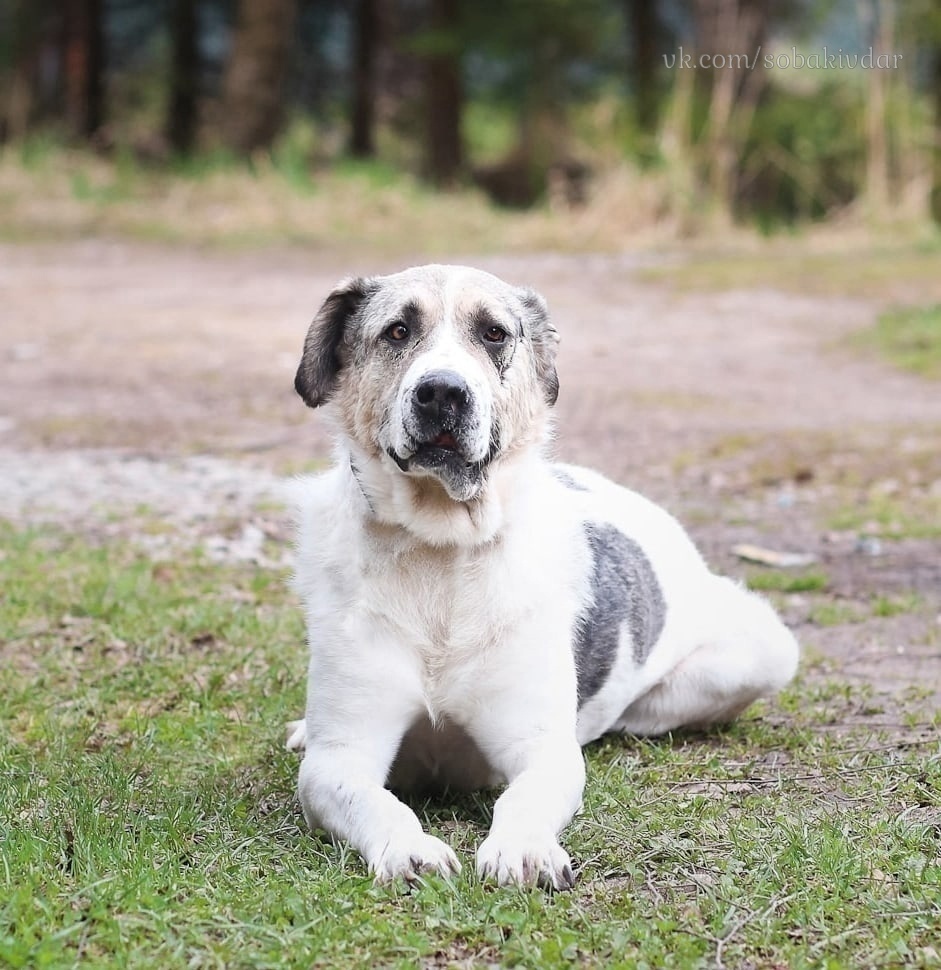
475,735,585,890
617,577,799,735
468,646,586,891
297,690,460,884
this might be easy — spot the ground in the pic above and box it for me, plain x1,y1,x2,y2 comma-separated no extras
4,240,940,709
2,239,940,968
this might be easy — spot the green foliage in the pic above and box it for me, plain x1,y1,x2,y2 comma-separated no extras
269,119,319,195
738,80,864,225
4,0,941,228
461,0,623,105
854,304,941,379
464,101,518,164
16,131,64,172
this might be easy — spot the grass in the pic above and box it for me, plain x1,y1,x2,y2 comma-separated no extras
6,134,941,265
638,235,941,300
746,570,829,594
871,593,923,618
2,523,940,968
0,137,523,253
853,304,941,380
807,600,868,627
827,492,941,540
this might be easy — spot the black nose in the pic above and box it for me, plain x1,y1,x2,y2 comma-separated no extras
413,370,470,422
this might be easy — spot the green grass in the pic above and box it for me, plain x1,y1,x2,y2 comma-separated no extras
871,593,923,617
808,600,868,627
746,570,830,594
827,493,941,540
2,524,940,969
853,303,941,379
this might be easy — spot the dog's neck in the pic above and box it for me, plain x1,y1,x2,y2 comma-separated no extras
342,442,540,548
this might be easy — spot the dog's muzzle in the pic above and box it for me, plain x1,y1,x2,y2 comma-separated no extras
387,369,494,498
411,369,471,446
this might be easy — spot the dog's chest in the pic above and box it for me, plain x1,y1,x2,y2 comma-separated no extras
358,534,518,676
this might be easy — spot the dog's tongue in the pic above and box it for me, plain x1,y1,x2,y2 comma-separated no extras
431,432,458,450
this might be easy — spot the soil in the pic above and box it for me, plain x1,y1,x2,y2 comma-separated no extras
2,240,939,726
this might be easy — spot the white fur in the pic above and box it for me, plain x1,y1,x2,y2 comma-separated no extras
289,265,800,890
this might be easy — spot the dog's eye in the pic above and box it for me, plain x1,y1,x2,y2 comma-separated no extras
483,325,508,344
383,323,410,342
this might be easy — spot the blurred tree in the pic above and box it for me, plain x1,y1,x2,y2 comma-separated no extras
166,0,200,153
859,0,892,218
691,0,769,222
935,43,941,223
628,0,659,137
220,0,297,154
1,0,53,139
63,0,106,139
896,0,941,223
349,0,381,157
466,0,615,205
424,0,463,184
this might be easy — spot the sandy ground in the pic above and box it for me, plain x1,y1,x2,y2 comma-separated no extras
2,240,939,724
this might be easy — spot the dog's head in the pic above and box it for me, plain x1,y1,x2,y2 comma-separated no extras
295,265,559,502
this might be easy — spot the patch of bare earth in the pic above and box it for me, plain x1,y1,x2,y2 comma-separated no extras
2,240,939,729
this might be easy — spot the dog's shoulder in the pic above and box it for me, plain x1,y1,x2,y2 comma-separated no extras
290,463,365,586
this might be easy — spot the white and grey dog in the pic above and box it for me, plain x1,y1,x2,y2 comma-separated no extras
287,264,799,890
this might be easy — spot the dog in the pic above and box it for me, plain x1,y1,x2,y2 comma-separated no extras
286,264,799,890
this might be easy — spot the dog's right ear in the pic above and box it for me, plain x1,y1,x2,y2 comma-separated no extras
295,277,377,408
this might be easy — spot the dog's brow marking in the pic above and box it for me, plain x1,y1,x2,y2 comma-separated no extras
501,335,518,378
573,522,667,707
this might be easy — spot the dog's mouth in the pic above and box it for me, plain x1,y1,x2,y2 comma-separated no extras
425,431,459,451
385,423,500,501
403,432,467,466
386,429,473,474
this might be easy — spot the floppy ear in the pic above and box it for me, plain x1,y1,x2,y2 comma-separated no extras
518,287,560,406
294,277,377,408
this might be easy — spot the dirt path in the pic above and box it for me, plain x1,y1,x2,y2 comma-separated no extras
2,240,939,722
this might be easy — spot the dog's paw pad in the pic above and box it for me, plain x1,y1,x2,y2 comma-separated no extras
476,832,575,891
372,833,461,885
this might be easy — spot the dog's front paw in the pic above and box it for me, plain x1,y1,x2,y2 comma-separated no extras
371,832,461,885
285,718,306,752
476,830,575,891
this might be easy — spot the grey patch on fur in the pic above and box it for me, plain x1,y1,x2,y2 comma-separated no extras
551,467,588,492
573,522,667,707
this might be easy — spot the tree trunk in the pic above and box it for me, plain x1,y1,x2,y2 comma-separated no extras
63,0,105,139
693,0,768,222
350,0,379,157
933,47,941,223
424,0,463,185
628,0,658,136
861,0,892,218
167,0,200,154
221,0,297,155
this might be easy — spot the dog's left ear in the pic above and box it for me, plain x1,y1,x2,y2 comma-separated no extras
517,287,560,406
295,276,378,408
